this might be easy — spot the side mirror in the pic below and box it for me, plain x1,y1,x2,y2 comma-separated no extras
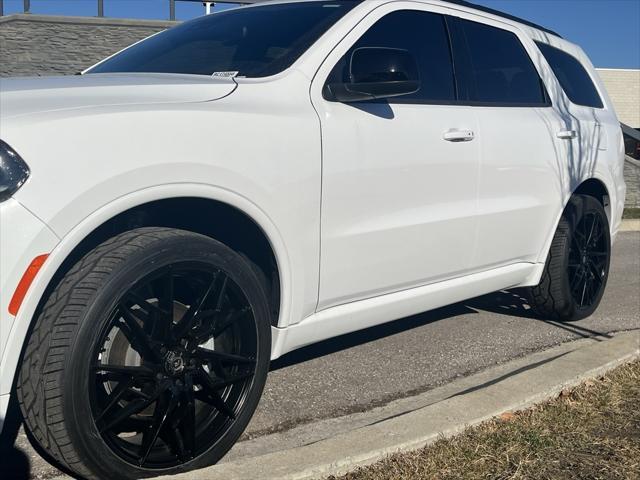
325,47,420,103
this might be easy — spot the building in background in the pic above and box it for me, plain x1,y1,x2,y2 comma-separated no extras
597,69,640,129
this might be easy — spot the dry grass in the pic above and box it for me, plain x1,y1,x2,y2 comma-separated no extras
623,208,640,219
330,361,640,480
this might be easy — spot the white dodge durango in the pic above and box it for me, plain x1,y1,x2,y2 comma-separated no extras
0,0,626,478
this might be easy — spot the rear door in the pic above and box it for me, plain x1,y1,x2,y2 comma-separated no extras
447,16,565,269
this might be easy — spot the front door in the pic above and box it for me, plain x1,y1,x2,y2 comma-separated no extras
312,6,480,310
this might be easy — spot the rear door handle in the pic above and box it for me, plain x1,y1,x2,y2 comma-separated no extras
557,130,577,139
443,129,475,142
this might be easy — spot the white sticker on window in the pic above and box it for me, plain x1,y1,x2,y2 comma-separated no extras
211,71,239,78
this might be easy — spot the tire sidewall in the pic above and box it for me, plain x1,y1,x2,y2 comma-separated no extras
62,232,271,479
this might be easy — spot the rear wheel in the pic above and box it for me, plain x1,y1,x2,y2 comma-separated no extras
18,228,271,479
526,195,611,321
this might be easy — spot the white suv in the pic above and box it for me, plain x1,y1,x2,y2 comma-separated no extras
0,0,626,478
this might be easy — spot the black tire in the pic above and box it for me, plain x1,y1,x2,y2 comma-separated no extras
526,195,611,321
17,227,271,479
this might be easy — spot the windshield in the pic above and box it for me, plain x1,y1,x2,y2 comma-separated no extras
87,2,357,78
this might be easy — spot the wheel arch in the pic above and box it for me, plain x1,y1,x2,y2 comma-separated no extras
572,177,611,222
3,185,292,401
532,176,613,275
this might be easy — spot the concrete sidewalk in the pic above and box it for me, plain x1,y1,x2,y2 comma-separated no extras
158,330,639,480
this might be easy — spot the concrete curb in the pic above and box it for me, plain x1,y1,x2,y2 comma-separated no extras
158,331,639,480
620,218,640,231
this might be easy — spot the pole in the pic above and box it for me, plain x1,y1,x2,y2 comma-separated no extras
24,0,30,14
204,2,215,15
169,0,175,20
98,0,104,17
0,0,4,17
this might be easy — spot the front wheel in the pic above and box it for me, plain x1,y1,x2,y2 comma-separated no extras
526,194,611,321
18,228,271,479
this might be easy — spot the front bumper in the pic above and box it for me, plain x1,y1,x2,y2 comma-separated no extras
0,199,58,433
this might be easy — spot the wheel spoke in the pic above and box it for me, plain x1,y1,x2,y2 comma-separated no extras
586,214,596,245
195,347,255,366
210,307,252,339
99,393,159,434
196,369,237,419
197,366,253,392
125,291,171,318
180,376,197,457
94,364,156,379
95,378,134,423
570,269,585,292
214,275,229,311
587,262,604,285
174,274,221,339
139,391,178,466
580,277,588,307
163,427,189,462
117,304,160,362
154,271,175,342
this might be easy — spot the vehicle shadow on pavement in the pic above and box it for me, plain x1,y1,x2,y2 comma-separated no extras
271,302,475,370
1,444,31,480
272,289,613,371
1,402,31,480
465,289,612,341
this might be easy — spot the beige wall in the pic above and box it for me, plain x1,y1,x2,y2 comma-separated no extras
596,68,640,128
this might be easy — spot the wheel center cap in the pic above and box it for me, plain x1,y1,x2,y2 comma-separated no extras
164,350,185,375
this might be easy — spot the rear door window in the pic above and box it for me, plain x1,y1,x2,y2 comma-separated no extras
536,42,604,108
456,19,549,106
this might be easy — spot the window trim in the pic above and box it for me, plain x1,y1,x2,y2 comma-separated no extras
534,41,604,110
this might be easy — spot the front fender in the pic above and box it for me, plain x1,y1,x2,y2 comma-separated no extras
1,183,299,403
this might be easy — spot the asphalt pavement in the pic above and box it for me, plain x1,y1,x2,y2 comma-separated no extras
7,232,640,479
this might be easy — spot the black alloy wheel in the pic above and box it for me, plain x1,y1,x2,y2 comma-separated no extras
527,194,611,321
92,262,257,468
567,210,609,310
18,228,271,479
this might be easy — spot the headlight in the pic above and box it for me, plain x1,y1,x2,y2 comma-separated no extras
0,140,30,202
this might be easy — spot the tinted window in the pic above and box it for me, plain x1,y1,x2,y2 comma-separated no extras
459,19,548,105
536,42,604,108
326,10,456,102
88,2,357,78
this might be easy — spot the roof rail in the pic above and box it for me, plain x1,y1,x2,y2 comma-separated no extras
442,0,562,37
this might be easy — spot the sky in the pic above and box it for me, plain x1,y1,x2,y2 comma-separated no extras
2,0,639,68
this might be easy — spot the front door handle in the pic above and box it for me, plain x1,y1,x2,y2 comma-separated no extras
557,130,577,139
443,129,475,142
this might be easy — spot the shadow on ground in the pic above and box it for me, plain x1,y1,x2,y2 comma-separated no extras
271,289,612,371
1,401,31,480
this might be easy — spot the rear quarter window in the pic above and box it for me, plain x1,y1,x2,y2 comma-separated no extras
536,42,604,109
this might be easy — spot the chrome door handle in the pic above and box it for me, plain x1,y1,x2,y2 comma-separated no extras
443,129,475,142
557,130,577,139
